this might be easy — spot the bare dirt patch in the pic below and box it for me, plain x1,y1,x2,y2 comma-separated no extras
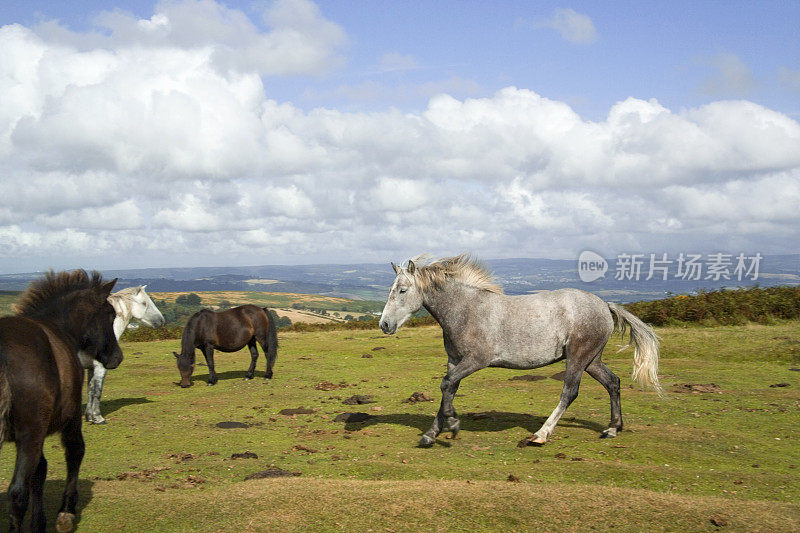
244,468,301,480
343,394,376,405
403,391,432,403
509,374,547,382
279,408,316,416
672,383,723,394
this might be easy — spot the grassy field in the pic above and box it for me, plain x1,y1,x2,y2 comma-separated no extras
1,322,799,531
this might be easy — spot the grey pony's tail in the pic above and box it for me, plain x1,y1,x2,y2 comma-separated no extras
607,303,663,395
0,348,11,451
263,308,279,372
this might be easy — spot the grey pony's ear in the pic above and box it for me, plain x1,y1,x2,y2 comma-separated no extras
139,285,147,293
407,260,416,274
391,262,399,274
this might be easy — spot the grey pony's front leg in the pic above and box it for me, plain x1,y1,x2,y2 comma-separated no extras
419,360,482,447
85,359,108,424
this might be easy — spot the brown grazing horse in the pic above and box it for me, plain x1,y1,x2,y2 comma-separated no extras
0,270,123,533
173,305,278,387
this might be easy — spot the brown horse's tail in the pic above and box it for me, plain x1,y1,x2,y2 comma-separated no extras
0,348,11,450
607,303,663,396
263,308,279,372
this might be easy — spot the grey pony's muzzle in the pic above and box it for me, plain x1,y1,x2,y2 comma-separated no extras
379,320,395,334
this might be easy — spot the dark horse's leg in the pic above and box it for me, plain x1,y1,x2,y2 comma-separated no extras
202,345,217,385
585,356,623,438
257,334,274,380
244,339,259,380
8,430,45,532
30,454,48,532
419,358,484,447
56,415,85,533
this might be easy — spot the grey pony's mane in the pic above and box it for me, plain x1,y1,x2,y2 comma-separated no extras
407,253,504,295
107,286,144,325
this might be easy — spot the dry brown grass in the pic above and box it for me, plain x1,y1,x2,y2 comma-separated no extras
76,478,800,532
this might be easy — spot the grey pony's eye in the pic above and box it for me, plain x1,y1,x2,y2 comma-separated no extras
399,288,407,294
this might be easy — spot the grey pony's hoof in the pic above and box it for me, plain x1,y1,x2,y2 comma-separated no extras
600,428,618,439
85,413,106,425
444,418,460,437
418,434,435,448
243,376,253,381
56,512,75,533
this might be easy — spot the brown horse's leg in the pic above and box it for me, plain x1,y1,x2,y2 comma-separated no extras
202,345,217,385
8,432,45,532
56,416,84,533
30,454,48,532
257,334,274,380
245,339,259,380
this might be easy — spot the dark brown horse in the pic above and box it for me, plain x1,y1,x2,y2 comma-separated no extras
173,305,278,387
0,270,123,532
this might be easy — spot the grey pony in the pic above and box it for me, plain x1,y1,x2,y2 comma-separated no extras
79,285,165,424
379,254,661,447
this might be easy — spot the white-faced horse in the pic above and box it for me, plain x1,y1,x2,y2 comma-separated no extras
379,254,661,448
80,286,164,424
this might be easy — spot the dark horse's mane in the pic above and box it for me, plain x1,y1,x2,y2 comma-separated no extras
14,269,106,321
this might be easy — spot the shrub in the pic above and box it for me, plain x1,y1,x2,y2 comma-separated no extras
624,286,800,326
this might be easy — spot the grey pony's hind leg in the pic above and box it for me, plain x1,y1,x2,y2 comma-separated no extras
419,359,483,447
244,339,259,380
85,360,107,424
528,343,600,445
585,357,623,438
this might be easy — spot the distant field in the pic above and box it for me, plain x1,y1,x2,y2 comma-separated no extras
0,291,18,316
1,322,798,531
150,291,383,324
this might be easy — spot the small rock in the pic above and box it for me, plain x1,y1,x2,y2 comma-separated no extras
507,474,520,482
769,383,790,388
554,452,567,459
550,370,566,381
371,347,385,351
292,444,319,453
362,353,373,358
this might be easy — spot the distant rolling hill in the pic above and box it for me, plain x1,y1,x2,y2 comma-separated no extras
0,255,798,304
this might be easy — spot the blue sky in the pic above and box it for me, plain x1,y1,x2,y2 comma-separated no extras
0,1,799,272
6,1,799,118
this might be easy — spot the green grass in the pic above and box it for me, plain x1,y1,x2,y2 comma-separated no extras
1,323,799,531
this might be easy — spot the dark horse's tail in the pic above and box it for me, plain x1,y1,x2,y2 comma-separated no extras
263,307,279,376
0,345,11,451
